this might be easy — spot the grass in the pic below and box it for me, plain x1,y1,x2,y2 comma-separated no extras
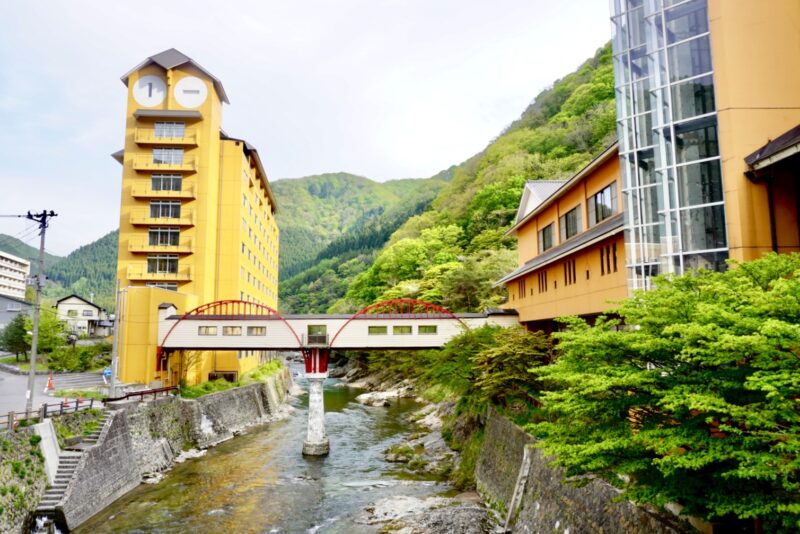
52,389,105,401
180,360,283,399
0,355,49,372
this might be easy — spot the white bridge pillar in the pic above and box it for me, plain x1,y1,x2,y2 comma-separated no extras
302,373,329,456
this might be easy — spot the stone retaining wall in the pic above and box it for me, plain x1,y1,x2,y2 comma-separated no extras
52,368,294,531
475,410,694,534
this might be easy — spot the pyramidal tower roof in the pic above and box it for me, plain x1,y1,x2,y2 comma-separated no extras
120,48,229,104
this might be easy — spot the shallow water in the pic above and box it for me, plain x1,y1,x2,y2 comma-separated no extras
74,365,447,533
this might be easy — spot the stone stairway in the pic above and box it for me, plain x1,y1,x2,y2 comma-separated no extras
53,372,105,391
34,411,110,520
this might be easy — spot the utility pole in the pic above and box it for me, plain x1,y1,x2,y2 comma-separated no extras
25,210,57,415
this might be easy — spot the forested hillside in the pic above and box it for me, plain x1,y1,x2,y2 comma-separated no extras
45,230,118,310
272,172,446,280
0,233,63,270
334,43,616,313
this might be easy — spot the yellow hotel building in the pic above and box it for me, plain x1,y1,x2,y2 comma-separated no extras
501,0,800,330
112,49,279,386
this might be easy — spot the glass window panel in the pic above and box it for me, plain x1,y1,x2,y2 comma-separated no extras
419,325,437,335
611,14,628,52
393,326,412,335
670,74,715,121
680,250,729,273
628,7,647,48
618,118,635,151
635,113,654,147
639,185,663,223
680,204,727,251
674,116,719,163
368,326,387,335
668,35,712,82
630,46,648,79
223,326,242,336
665,0,709,44
151,174,182,191
636,148,658,185
538,224,554,252
632,77,652,114
677,159,723,207
616,86,633,119
642,223,663,261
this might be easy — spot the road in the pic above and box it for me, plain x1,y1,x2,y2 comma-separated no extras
0,366,64,415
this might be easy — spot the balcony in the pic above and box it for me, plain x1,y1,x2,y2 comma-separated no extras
129,209,194,227
302,333,329,347
134,128,198,146
131,183,196,199
132,154,196,172
128,238,194,254
127,265,192,282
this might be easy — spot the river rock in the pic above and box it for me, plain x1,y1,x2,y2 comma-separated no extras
358,496,496,533
355,384,414,407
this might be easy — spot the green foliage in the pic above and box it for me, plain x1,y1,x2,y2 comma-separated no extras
0,313,29,356
23,308,65,353
529,253,800,531
52,389,105,400
45,230,118,312
0,234,62,271
180,360,283,399
47,341,110,372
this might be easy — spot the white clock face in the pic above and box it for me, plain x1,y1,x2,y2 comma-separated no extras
132,75,166,107
174,76,208,108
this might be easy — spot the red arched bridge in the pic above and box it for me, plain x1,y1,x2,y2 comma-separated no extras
156,298,518,374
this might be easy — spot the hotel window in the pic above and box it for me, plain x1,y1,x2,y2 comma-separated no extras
151,174,182,192
148,228,180,246
152,148,184,165
393,325,412,335
146,282,177,291
146,254,178,274
588,183,617,226
563,259,577,286
537,223,554,253
150,200,181,219
198,326,217,336
559,206,581,242
223,326,242,336
418,325,437,335
82,310,93,317
368,326,387,335
154,122,185,138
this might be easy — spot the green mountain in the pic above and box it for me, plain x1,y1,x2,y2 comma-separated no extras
0,233,63,270
272,172,446,280
44,230,119,311
337,43,616,313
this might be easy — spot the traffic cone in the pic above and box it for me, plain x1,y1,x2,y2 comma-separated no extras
44,373,55,393
62,398,70,408
77,394,83,406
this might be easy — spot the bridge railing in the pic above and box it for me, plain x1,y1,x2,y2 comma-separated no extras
104,386,178,403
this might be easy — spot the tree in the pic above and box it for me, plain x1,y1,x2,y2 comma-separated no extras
24,307,66,354
1,313,30,360
529,253,800,531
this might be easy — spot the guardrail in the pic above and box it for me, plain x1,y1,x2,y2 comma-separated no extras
302,333,329,346
104,386,178,403
0,398,98,430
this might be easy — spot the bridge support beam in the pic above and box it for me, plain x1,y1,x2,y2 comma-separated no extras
302,374,329,456
302,348,330,456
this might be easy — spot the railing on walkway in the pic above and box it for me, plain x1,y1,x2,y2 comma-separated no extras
302,333,329,346
0,398,98,430
103,386,178,403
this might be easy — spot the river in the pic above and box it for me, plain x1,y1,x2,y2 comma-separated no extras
74,366,451,533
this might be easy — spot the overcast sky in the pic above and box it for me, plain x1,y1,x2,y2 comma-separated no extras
0,0,610,256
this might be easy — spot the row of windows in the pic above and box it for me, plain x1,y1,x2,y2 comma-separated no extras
538,182,618,253
151,174,182,192
150,200,181,219
146,282,178,291
563,259,577,286
600,244,619,276
147,254,178,274
65,309,94,317
199,326,267,336
368,325,438,335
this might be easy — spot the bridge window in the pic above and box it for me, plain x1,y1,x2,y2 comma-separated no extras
393,326,412,335
418,325,437,335
247,326,266,336
368,326,387,335
308,325,327,335
198,326,217,336
223,326,242,336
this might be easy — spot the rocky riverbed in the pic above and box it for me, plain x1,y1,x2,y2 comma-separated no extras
337,360,503,534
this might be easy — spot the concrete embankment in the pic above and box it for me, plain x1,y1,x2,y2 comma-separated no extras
475,409,698,534
35,367,295,532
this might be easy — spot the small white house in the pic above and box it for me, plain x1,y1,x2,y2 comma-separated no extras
55,295,111,337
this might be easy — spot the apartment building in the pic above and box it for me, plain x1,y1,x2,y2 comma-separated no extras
112,49,279,386
0,251,30,300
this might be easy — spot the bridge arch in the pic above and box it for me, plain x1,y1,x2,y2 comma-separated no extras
156,299,304,359
329,298,467,347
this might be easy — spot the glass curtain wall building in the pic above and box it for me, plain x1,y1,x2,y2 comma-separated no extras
611,0,727,290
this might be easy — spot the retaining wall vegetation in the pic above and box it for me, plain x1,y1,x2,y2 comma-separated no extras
0,426,48,534
475,409,694,534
